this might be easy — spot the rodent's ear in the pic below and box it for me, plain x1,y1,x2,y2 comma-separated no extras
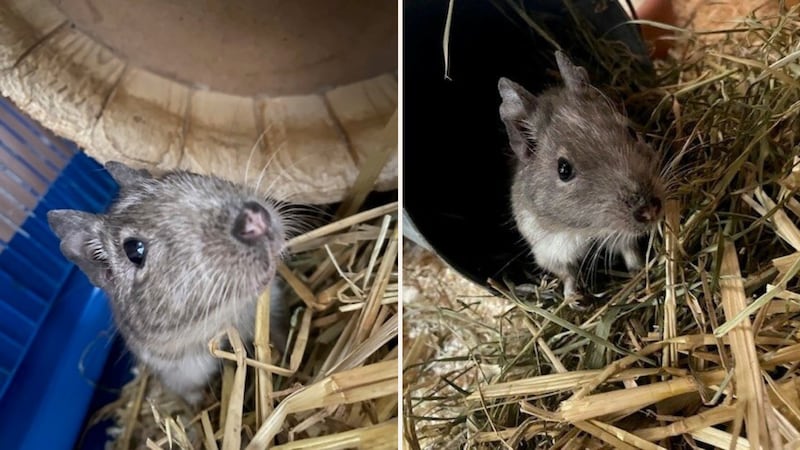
47,209,111,289
554,51,590,93
498,77,537,160
105,161,152,188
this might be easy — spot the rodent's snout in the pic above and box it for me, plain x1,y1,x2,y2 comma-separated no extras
232,201,274,244
633,196,663,224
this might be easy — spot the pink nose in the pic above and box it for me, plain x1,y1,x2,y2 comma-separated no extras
233,201,271,243
634,197,662,223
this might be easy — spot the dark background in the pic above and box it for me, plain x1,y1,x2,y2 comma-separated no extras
403,0,648,287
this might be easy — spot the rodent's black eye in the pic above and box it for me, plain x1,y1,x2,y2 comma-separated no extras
123,239,146,267
557,157,574,181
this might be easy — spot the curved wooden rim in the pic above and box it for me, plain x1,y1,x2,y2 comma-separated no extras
0,0,397,204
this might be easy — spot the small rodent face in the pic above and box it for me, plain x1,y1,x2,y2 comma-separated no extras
499,53,664,239
48,162,286,333
520,98,663,236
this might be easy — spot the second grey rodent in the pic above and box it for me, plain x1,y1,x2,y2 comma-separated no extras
48,162,289,404
498,51,664,308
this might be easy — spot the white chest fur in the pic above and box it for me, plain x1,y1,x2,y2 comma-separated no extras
514,208,589,272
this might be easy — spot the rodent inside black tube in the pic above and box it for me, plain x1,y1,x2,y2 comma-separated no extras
403,0,653,292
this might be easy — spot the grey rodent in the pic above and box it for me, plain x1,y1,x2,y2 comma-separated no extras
47,162,289,404
498,51,664,309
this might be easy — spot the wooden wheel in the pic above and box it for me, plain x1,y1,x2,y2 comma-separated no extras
0,0,397,203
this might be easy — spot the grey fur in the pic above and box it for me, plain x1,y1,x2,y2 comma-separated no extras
499,51,664,308
48,162,289,403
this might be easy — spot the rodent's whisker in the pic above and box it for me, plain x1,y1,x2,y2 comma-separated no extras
261,151,324,199
602,233,618,275
244,129,268,186
254,141,286,194
252,149,323,201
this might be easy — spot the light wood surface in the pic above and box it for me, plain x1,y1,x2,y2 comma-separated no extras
0,0,397,204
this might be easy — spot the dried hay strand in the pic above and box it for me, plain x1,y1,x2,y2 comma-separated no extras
103,201,399,449
404,4,800,449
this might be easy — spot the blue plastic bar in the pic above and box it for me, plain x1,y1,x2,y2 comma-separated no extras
0,149,118,450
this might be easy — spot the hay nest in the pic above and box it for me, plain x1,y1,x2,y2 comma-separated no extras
91,201,398,449
404,4,800,449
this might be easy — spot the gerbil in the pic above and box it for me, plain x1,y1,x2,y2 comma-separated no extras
498,51,664,309
47,162,289,404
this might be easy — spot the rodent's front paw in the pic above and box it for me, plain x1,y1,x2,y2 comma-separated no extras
565,292,590,311
561,276,589,310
